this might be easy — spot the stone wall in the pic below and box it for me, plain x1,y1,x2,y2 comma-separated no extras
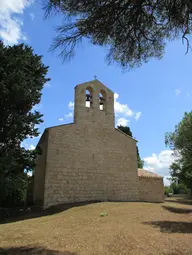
33,80,164,208
33,130,48,206
74,80,115,127
138,176,164,202
43,123,139,208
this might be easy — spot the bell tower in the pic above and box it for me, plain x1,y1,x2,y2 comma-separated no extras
74,80,115,127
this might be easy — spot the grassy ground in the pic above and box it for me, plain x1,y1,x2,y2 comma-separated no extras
0,196,191,255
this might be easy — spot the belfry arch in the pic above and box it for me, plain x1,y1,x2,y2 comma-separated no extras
74,80,115,127
99,89,107,111
85,87,93,108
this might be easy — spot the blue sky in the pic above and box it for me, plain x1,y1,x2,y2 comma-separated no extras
1,1,191,185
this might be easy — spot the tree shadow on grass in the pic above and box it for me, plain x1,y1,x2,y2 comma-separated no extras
143,221,192,234
162,205,192,214
0,246,78,255
165,197,192,206
0,200,101,225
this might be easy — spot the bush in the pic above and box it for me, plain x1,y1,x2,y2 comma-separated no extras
0,173,28,208
170,183,179,194
177,183,189,194
169,182,189,195
164,186,172,196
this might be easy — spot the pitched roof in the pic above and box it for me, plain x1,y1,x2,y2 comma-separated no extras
138,169,163,179
115,128,137,142
75,79,114,94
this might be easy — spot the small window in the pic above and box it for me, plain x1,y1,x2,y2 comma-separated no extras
85,87,93,108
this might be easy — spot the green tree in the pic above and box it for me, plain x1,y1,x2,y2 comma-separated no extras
118,125,144,168
44,0,192,69
169,182,189,194
0,42,50,207
165,112,192,194
170,182,180,194
164,186,173,196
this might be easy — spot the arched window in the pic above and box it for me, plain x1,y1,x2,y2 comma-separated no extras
99,89,106,110
85,87,93,108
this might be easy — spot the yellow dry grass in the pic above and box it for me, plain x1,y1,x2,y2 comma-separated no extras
0,197,192,255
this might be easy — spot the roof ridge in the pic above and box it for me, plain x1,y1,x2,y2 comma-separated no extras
138,168,163,179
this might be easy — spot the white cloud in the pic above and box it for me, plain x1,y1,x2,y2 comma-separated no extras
29,144,35,150
44,82,51,88
135,112,142,121
32,133,42,139
163,176,172,186
58,101,74,122
58,112,73,122
27,171,33,176
175,89,180,96
144,150,175,177
65,95,141,126
32,103,42,111
117,118,129,126
114,93,134,117
114,93,119,100
68,101,74,110
0,0,33,45
29,12,34,20
65,112,73,119
114,93,141,124
26,134,41,139
21,142,35,150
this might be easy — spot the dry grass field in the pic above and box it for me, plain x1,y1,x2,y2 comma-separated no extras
0,196,192,255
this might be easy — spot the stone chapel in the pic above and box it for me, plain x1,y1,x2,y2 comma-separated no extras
33,80,164,208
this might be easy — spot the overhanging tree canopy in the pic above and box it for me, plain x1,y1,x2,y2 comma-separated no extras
44,0,192,69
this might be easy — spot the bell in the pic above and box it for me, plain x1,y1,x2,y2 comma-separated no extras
86,94,91,101
99,96,105,105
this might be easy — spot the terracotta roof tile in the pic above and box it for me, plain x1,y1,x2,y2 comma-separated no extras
138,169,163,179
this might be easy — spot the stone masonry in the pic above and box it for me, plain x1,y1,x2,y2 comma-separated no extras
33,80,164,208
138,169,164,202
